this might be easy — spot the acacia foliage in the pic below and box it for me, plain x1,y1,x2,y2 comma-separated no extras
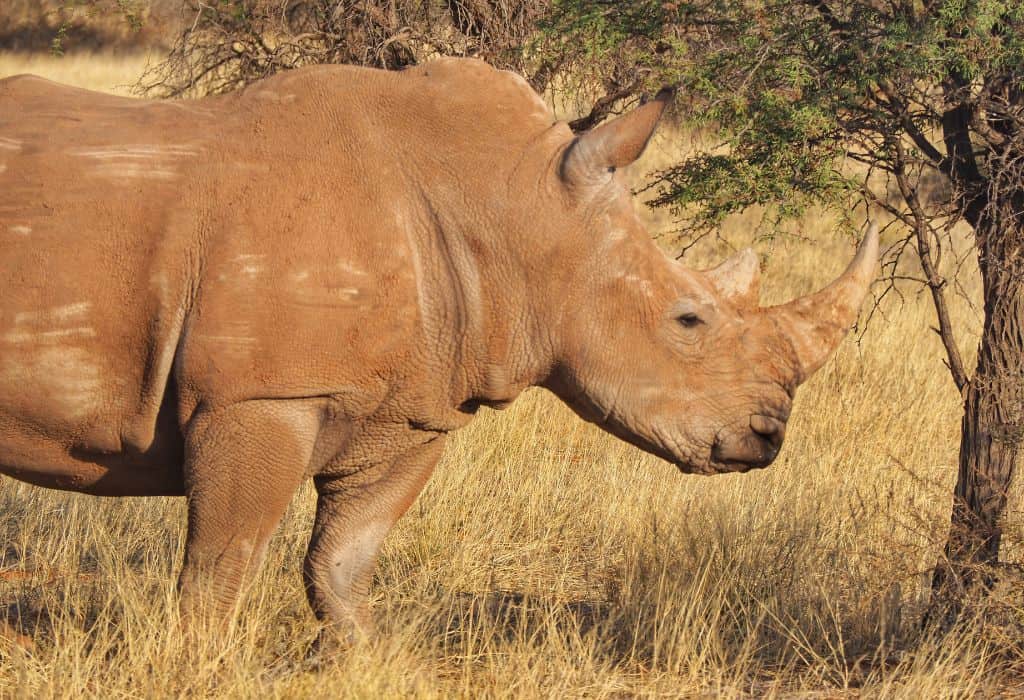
542,1,1024,239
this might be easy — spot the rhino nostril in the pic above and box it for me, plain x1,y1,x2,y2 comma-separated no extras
750,414,786,449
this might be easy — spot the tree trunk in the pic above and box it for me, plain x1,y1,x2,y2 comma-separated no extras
933,204,1024,610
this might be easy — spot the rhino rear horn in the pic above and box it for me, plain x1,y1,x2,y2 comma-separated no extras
560,88,674,189
770,222,880,382
706,248,761,307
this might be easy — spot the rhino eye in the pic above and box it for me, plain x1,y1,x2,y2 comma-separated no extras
677,312,703,328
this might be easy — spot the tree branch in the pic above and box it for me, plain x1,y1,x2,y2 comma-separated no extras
568,76,643,132
876,79,946,167
894,139,970,393
801,0,847,33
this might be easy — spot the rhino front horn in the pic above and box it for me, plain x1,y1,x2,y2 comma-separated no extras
770,222,880,382
560,88,674,189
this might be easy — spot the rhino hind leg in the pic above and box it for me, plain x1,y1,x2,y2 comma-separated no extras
176,399,320,624
303,434,445,653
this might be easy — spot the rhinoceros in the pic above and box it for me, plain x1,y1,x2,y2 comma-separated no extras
0,58,877,646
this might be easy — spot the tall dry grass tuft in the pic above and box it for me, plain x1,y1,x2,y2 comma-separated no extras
0,53,1021,697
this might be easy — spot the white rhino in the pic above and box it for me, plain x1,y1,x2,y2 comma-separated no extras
0,58,877,646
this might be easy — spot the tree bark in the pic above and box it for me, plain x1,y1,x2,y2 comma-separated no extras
933,200,1024,609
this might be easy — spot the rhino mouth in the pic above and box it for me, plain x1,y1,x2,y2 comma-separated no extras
708,412,789,473
707,452,774,473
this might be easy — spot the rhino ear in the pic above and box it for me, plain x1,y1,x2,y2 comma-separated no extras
560,88,674,189
706,248,761,308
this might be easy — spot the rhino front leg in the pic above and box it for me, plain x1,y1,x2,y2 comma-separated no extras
304,434,445,650
178,400,320,625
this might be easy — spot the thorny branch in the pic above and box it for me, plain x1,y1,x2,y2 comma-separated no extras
142,0,554,98
893,139,970,393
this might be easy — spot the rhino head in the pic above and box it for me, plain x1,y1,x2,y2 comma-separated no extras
534,90,878,474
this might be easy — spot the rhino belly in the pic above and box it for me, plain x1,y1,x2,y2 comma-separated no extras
0,413,186,497
0,295,189,495
0,252,190,495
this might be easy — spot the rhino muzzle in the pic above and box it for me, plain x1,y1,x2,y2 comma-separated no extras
711,413,788,471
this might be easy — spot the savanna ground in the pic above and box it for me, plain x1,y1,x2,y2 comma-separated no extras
0,51,1022,698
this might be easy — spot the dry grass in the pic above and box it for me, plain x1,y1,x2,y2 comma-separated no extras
0,51,152,95
1,53,1022,698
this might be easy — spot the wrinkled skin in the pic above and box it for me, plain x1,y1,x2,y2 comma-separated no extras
0,59,877,647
